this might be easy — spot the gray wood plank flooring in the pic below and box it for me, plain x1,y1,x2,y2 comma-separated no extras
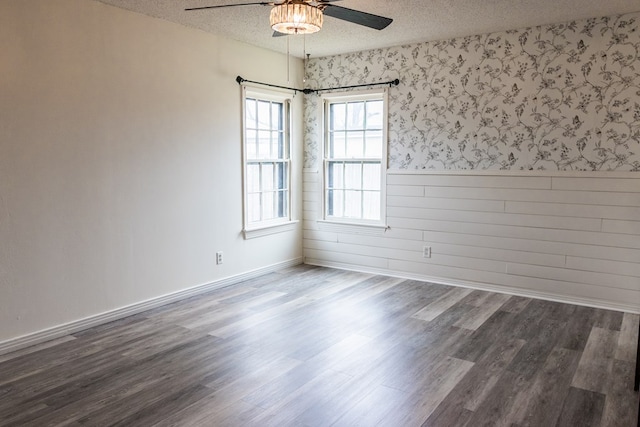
0,265,638,426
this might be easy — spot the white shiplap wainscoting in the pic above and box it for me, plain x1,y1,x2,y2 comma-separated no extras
303,169,640,313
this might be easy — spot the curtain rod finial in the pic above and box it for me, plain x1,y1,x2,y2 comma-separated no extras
236,76,245,85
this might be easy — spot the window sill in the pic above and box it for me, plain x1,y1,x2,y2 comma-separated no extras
243,220,299,240
317,220,389,236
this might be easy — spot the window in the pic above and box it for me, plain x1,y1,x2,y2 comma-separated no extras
322,89,387,226
242,86,293,236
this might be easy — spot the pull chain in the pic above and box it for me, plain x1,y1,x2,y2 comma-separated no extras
303,35,306,84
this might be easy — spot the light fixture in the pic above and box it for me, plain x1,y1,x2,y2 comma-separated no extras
270,1,323,35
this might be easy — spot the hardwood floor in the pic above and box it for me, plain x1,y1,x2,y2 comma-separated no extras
0,265,638,426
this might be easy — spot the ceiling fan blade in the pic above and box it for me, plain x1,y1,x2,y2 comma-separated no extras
185,2,271,11
322,5,392,30
272,31,287,37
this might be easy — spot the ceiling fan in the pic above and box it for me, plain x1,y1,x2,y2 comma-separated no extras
184,0,393,36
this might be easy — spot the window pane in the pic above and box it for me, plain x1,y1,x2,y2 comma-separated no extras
327,162,344,190
277,189,288,218
271,102,282,130
344,190,362,218
276,131,284,159
248,193,260,223
246,99,257,127
347,102,365,129
270,131,280,159
330,132,346,158
247,163,260,193
363,191,380,220
262,163,275,191
346,131,364,158
276,162,287,190
330,103,346,130
257,100,271,129
258,130,271,158
328,189,344,217
366,100,383,129
344,162,362,190
262,191,275,220
364,130,383,158
246,129,258,159
362,163,381,190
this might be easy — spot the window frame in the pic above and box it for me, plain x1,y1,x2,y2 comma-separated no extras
241,85,295,238
320,88,388,230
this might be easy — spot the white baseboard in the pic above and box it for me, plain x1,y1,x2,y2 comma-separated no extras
3,255,635,357
304,259,640,315
0,257,303,356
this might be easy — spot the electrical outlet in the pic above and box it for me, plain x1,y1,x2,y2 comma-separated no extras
216,251,223,265
423,246,431,258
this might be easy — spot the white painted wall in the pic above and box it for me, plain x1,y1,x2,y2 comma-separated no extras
304,170,640,312
0,0,304,344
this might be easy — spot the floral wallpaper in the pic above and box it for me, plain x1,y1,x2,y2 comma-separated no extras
303,13,640,171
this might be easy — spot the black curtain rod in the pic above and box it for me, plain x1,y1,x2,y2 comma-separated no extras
236,76,399,94
312,79,400,93
236,76,304,93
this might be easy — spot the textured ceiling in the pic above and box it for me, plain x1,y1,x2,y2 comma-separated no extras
94,0,640,58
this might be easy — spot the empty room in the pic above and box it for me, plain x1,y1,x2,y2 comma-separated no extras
1,0,639,425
